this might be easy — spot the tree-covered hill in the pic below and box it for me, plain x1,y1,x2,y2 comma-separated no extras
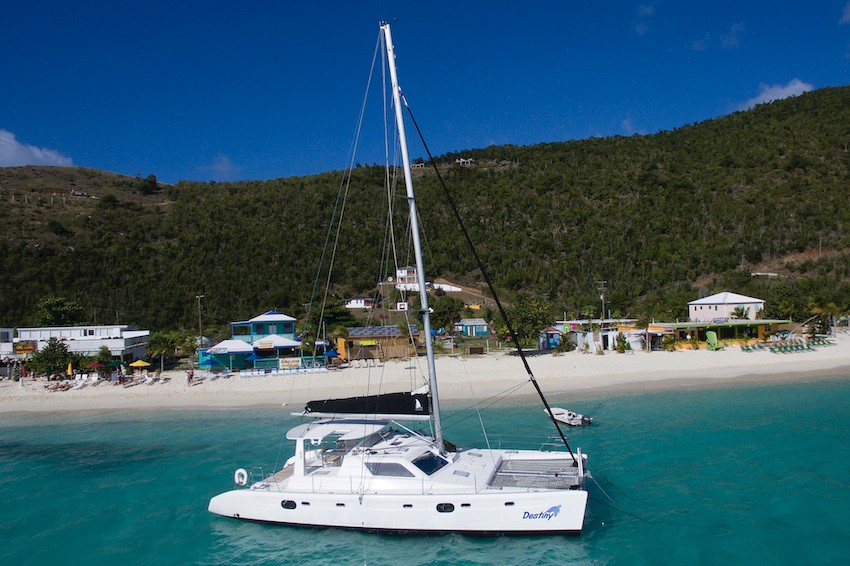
3,85,850,332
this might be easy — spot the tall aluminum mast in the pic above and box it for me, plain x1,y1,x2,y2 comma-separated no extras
380,21,444,454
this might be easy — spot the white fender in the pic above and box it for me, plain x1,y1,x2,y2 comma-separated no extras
234,468,248,486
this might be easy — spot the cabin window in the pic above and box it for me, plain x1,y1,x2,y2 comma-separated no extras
336,503,345,507
461,503,471,508
504,501,515,506
403,504,413,508
365,462,414,477
280,500,297,510
436,503,455,513
412,452,449,475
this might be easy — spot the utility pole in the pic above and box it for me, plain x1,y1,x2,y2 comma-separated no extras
597,280,607,321
195,294,205,369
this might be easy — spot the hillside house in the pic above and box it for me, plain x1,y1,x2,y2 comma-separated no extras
345,297,377,310
454,318,489,337
688,291,764,322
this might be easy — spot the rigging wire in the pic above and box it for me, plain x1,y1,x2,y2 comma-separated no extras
401,97,579,464
439,380,529,431
299,31,383,367
457,357,496,461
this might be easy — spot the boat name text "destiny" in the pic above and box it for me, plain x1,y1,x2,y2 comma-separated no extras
522,505,561,520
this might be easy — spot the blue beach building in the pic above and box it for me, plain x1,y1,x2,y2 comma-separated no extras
201,311,303,371
231,310,297,343
454,318,490,337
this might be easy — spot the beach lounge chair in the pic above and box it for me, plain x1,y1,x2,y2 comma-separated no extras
706,331,724,351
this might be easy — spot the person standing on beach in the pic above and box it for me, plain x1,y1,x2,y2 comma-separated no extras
187,368,194,386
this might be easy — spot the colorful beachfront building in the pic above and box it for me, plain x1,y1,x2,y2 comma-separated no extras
337,325,418,361
200,311,306,371
231,310,297,342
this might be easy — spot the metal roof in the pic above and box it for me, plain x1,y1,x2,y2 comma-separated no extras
207,339,255,354
249,310,296,323
664,319,790,329
348,325,417,337
688,291,764,305
252,334,301,348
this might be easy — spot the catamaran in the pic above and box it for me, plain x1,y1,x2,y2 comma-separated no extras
208,21,590,536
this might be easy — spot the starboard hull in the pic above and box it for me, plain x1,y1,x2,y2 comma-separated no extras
209,488,587,535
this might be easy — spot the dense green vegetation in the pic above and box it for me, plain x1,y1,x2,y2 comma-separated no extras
3,86,850,335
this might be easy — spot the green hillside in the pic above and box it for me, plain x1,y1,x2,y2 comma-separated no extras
3,86,850,332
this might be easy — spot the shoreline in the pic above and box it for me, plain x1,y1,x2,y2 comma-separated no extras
2,335,849,415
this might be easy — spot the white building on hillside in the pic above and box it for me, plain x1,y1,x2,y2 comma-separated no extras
393,266,461,293
688,292,764,322
345,297,377,310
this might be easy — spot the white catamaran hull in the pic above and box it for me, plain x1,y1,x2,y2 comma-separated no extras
209,488,587,535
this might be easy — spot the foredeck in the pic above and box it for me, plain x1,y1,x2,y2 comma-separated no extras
489,458,583,490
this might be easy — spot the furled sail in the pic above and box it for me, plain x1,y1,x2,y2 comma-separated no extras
303,392,430,420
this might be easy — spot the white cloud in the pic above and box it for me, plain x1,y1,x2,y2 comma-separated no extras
634,3,655,37
720,23,744,49
690,37,707,51
690,23,744,52
637,3,655,17
738,79,814,110
201,154,240,181
0,129,73,167
840,2,850,24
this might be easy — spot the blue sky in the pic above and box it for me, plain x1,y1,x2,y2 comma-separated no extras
2,1,850,184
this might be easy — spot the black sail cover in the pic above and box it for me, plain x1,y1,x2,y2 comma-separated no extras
304,392,430,417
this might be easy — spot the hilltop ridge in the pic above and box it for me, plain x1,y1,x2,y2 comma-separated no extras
3,85,850,330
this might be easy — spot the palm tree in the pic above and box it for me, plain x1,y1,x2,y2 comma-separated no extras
28,337,72,378
730,306,750,320
147,332,179,373
807,298,840,336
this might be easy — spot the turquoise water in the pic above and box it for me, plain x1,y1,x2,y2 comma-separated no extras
2,377,850,565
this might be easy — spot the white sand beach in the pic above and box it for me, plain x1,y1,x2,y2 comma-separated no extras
2,335,849,414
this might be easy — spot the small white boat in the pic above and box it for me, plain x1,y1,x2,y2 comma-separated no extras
549,408,593,427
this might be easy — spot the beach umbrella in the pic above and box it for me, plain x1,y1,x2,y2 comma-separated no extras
323,349,339,357
85,361,105,369
129,360,151,368
67,362,73,377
